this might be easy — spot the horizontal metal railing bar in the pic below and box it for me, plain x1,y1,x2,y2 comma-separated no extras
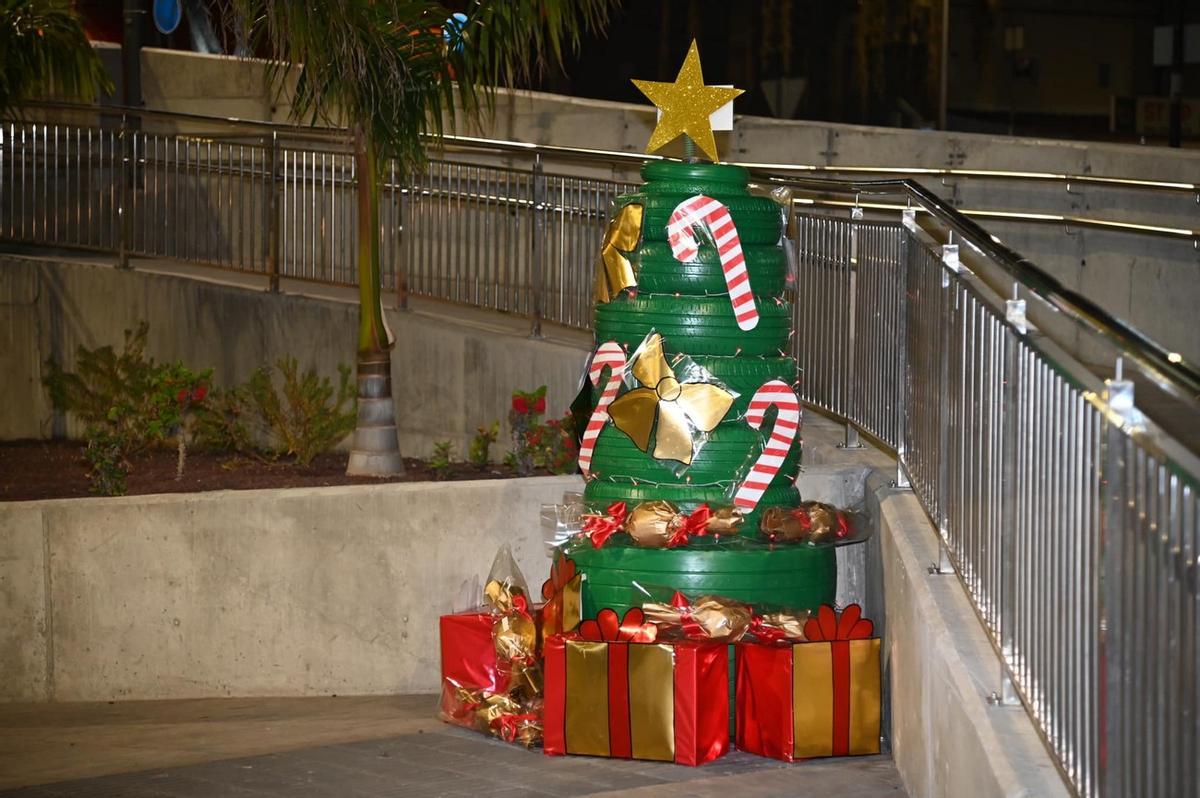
19,101,1197,194
764,174,1200,406
792,196,1200,239
741,160,1199,193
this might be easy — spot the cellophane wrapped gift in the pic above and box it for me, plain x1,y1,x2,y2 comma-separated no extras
735,603,881,761
438,545,544,747
543,607,729,766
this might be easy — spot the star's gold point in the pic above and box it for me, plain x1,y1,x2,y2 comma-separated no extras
631,40,742,163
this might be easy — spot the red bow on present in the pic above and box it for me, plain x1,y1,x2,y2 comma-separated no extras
577,607,658,643
582,501,628,548
668,590,707,640
747,616,790,644
666,504,713,548
803,604,874,642
491,712,541,743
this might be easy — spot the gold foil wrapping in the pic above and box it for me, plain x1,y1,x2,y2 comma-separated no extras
756,610,811,641
801,502,845,544
625,500,677,548
760,502,850,544
704,506,744,536
623,501,744,548
642,595,753,643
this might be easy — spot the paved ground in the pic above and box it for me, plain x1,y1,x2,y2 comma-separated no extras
0,696,906,797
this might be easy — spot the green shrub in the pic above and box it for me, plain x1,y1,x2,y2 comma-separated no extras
83,425,129,496
468,421,499,470
43,323,210,489
244,357,356,466
430,439,454,480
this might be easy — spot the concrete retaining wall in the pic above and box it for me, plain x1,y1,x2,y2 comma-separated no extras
1,469,864,704
0,254,590,455
805,416,1071,798
0,475,581,702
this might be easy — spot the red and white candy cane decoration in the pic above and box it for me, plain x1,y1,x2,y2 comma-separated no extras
733,380,801,511
667,194,759,331
578,342,627,476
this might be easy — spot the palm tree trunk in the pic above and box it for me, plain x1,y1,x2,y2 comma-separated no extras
346,125,404,476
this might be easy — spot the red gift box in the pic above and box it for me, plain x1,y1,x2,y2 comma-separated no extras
736,604,881,761
439,609,500,698
543,608,729,766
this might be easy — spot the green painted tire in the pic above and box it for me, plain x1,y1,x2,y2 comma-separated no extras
594,295,792,356
583,478,799,534
691,355,797,417
634,241,787,297
570,539,837,618
588,423,799,488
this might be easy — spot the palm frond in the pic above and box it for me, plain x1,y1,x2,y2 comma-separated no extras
0,0,113,114
230,0,617,179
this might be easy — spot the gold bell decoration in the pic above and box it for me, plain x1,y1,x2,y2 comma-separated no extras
607,333,735,465
593,203,644,303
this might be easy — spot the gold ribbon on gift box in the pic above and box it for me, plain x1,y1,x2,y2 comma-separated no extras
563,640,677,761
792,604,881,758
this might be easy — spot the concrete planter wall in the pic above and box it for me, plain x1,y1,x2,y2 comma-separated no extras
1,476,581,702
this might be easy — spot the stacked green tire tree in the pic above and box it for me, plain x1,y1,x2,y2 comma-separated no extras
573,159,836,616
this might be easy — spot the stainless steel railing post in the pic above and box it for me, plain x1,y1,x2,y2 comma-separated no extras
266,131,280,293
117,115,131,269
529,153,545,339
1099,366,1136,798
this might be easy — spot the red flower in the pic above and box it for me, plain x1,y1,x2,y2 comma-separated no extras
192,385,207,402
512,396,530,415
176,389,188,404
533,396,546,414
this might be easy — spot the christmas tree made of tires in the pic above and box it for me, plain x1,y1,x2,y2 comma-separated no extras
567,40,838,617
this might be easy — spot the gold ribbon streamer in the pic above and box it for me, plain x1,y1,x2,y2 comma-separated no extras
593,203,644,303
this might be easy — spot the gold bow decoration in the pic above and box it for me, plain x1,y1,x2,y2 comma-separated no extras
593,203,645,303
608,333,735,465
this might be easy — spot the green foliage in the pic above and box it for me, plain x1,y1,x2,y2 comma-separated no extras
192,386,257,456
430,439,454,480
43,323,210,488
230,0,616,181
468,420,499,470
0,0,114,113
244,358,357,466
82,425,128,496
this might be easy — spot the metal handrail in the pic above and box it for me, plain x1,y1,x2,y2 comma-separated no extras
760,174,1200,408
24,100,1200,191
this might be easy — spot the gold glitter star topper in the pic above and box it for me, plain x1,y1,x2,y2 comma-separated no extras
632,40,743,163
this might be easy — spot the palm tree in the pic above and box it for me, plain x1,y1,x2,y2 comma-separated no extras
0,0,113,113
232,0,615,476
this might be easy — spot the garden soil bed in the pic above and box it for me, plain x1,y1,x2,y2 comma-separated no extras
0,440,554,502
